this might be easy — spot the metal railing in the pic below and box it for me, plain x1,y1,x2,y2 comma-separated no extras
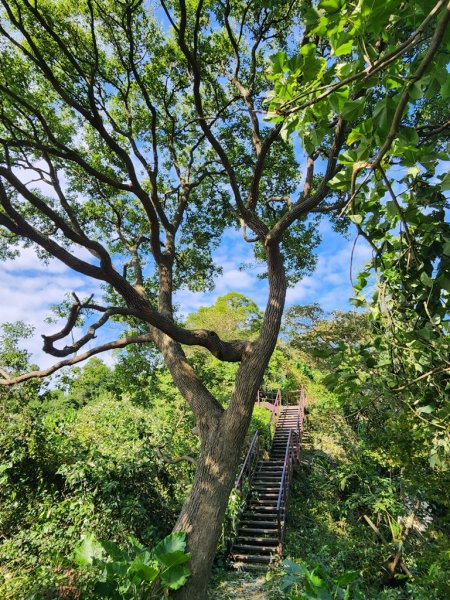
276,429,295,553
235,430,260,493
268,388,282,427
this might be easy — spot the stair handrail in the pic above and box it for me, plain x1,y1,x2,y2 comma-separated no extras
276,429,294,547
235,430,260,493
269,387,282,428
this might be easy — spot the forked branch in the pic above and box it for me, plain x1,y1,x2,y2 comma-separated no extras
0,333,154,386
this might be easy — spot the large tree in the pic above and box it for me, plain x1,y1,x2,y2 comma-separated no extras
0,1,448,597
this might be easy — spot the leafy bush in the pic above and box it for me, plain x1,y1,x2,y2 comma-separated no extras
276,559,360,600
74,531,191,598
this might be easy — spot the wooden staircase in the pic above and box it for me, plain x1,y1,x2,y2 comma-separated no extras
229,389,305,570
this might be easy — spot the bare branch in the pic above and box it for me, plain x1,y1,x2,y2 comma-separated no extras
155,447,197,466
41,298,137,358
240,219,258,243
0,333,155,386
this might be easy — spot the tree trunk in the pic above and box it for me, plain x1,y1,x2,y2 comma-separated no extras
171,245,287,599
172,411,248,600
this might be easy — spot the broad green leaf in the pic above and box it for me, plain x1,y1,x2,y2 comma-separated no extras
74,534,104,567
407,166,420,178
420,272,433,287
100,540,128,562
328,170,351,190
334,40,354,56
408,81,423,100
329,87,349,112
156,550,191,568
398,126,419,146
319,0,343,14
300,42,316,56
160,564,191,590
439,172,450,191
307,571,325,587
417,404,434,415
269,51,286,75
373,96,400,133
341,98,365,120
153,532,187,562
441,77,450,98
439,276,450,292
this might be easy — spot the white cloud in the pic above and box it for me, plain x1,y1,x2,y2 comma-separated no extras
285,233,372,311
0,222,374,375
0,246,103,369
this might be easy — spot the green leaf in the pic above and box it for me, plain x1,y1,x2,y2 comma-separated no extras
373,96,399,133
420,272,433,287
417,404,434,415
398,126,419,146
328,170,351,190
337,570,360,585
439,172,450,191
300,42,316,56
100,540,128,562
441,77,450,99
408,81,423,100
334,40,354,56
439,276,450,292
270,51,287,75
74,534,104,567
329,87,350,112
307,571,325,587
157,550,191,568
131,562,159,583
341,98,365,120
160,565,191,590
407,166,420,178
348,214,363,224
153,531,186,559
319,0,343,14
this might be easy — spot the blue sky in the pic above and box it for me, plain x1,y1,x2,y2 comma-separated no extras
0,217,371,370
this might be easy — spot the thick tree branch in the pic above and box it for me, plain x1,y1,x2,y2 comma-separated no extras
41,299,138,358
0,333,155,386
265,116,345,244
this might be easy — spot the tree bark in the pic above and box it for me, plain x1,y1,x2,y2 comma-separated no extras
172,245,287,599
172,412,246,600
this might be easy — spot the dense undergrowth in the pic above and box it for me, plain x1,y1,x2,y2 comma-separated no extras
209,378,450,600
276,389,450,599
1,308,449,599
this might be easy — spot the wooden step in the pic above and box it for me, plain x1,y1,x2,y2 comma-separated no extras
240,520,278,528
242,513,278,521
230,561,271,571
231,554,273,563
238,527,278,535
236,536,279,545
251,494,279,500
232,544,278,554
244,511,278,518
